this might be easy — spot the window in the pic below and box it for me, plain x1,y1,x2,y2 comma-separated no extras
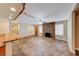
55,24,64,35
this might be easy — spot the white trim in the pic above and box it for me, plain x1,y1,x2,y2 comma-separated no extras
70,49,75,54
6,42,12,56
67,39,75,54
55,38,67,42
55,38,76,53
75,48,79,51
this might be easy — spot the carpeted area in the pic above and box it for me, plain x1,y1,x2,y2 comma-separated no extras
12,36,75,56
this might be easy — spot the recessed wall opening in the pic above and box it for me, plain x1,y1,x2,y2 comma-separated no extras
45,32,52,38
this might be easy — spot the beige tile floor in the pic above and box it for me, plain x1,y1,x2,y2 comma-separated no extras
12,36,75,56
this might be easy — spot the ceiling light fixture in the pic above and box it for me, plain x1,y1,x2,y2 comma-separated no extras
38,22,42,24
10,7,16,12
9,16,12,19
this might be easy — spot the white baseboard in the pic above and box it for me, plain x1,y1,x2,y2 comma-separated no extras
67,40,75,54
70,50,75,54
55,38,67,41
75,48,79,51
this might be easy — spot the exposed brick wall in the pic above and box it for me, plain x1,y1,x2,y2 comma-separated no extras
42,22,55,39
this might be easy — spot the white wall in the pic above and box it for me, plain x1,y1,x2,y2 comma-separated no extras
19,23,35,37
55,20,68,41
67,12,75,53
38,25,42,36
0,19,9,34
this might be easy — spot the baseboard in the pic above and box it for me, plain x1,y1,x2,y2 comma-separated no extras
67,40,75,54
55,38,67,42
55,38,75,53
19,35,35,39
70,49,75,54
75,48,79,51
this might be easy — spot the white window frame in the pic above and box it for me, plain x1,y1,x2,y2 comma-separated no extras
55,24,64,35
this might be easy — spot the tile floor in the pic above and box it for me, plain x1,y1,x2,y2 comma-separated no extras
12,36,75,56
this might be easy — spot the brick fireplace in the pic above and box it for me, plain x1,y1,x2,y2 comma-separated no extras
42,22,55,39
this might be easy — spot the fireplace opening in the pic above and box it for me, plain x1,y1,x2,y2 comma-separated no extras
45,33,52,38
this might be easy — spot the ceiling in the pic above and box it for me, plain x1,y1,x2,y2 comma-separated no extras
17,3,76,24
0,3,23,22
